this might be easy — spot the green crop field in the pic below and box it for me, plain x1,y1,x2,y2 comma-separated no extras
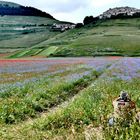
0,15,64,56
3,18,139,58
45,18,140,57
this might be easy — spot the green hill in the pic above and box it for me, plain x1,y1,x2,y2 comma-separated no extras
0,1,54,18
8,18,140,58
0,3,140,58
0,15,64,54
0,4,140,58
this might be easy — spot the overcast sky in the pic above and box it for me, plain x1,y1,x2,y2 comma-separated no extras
1,0,140,23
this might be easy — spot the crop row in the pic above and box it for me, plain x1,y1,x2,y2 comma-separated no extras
0,68,103,124
0,77,139,139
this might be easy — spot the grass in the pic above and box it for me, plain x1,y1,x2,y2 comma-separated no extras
0,58,139,139
52,25,140,56
38,46,58,56
8,18,140,58
0,15,63,56
0,68,99,124
32,79,139,127
0,78,139,139
1,18,139,58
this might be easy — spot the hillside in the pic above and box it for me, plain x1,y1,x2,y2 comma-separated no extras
0,15,63,55
0,1,54,18
0,5,140,58
0,1,74,57
8,18,140,58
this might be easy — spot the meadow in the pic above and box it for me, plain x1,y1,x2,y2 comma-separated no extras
0,15,62,54
8,18,140,58
0,57,140,139
0,17,140,58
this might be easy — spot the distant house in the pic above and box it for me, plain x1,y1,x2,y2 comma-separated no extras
50,23,76,32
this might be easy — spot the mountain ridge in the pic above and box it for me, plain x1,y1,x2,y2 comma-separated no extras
0,1,54,19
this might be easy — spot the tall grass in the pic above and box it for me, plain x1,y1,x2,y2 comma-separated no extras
21,79,140,140
0,70,98,124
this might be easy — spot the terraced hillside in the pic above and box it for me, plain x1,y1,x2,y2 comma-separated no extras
8,18,140,58
0,1,73,56
0,15,64,54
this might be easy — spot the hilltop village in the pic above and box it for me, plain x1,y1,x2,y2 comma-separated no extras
99,7,140,19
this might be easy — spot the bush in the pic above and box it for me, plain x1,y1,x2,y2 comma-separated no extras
75,23,84,28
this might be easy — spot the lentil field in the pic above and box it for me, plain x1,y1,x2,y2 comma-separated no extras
0,57,140,140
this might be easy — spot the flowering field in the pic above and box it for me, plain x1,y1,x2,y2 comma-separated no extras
0,57,116,122
101,57,140,80
0,57,140,139
0,57,116,84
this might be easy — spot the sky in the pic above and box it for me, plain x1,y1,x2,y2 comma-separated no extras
1,0,140,23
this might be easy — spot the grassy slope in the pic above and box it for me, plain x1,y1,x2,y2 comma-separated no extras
21,18,140,57
49,18,140,57
1,18,140,57
0,16,62,54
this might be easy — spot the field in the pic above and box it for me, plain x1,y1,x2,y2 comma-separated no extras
0,15,63,54
0,57,140,139
46,18,140,57
0,17,140,58
3,18,139,58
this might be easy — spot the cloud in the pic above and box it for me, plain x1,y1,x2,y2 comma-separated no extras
9,0,91,22
53,6,90,23
30,0,122,13
2,0,124,22
91,0,122,7
34,0,90,13
5,0,88,12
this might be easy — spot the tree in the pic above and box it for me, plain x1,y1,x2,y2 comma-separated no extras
83,16,99,25
83,16,94,25
75,23,84,28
